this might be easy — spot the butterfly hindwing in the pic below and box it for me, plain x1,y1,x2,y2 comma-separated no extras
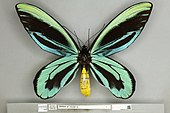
16,3,79,56
33,55,79,99
90,55,135,99
90,2,153,56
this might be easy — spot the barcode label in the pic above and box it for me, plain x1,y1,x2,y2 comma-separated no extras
38,104,48,112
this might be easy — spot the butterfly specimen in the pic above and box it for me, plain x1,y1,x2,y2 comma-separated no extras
15,2,153,99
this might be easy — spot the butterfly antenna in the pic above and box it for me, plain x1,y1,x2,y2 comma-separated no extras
90,24,106,39
62,25,76,36
74,30,85,47
62,26,84,47
85,24,106,45
74,30,82,49
88,28,90,48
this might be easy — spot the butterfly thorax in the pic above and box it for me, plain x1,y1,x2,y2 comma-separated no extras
77,45,91,66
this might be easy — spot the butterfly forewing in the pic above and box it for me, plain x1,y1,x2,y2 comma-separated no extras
90,2,153,56
16,3,79,56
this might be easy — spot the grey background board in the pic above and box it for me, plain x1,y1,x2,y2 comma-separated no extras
0,0,169,113
7,103,164,113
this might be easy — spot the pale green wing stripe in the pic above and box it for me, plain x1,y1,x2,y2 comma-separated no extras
17,3,78,54
91,55,124,69
90,63,110,87
90,56,135,99
45,55,77,69
91,2,152,54
92,59,120,80
42,60,77,79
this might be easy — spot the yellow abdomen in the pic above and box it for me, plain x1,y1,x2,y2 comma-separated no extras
80,66,91,96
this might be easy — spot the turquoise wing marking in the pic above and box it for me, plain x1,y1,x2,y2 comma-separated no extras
16,3,79,56
90,2,153,56
33,55,79,99
90,55,135,99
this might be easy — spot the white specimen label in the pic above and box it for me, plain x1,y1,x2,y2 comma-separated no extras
38,104,48,112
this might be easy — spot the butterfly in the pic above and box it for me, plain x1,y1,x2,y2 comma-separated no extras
15,2,153,99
